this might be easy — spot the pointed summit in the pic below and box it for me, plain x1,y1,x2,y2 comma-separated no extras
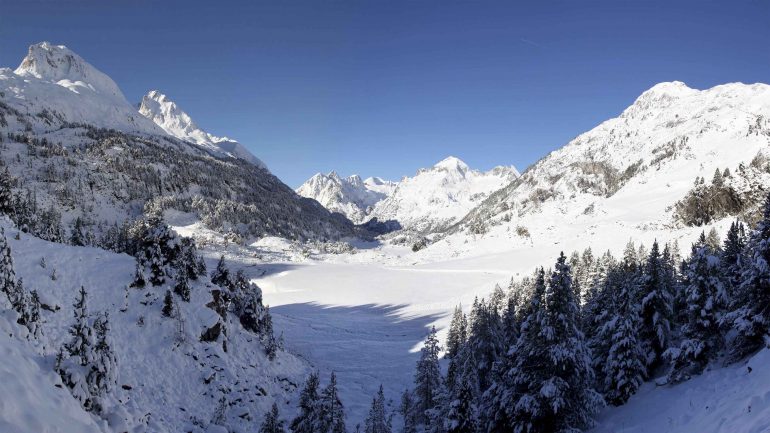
434,156,470,173
15,42,126,101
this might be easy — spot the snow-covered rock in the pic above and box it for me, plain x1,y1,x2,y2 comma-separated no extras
369,156,519,233
296,172,395,223
139,90,267,169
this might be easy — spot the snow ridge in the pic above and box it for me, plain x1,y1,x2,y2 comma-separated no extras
139,90,267,169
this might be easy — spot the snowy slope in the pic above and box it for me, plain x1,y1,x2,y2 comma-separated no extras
295,172,395,223
139,90,267,169
592,348,770,433
0,218,309,432
0,311,103,433
365,156,519,234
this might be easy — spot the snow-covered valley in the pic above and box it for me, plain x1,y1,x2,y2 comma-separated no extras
2,39,770,433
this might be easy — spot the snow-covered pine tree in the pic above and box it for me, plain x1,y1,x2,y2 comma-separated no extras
666,234,725,382
65,286,93,365
291,372,322,433
602,281,645,405
260,403,287,433
58,286,97,411
8,278,26,318
319,372,346,433
25,289,41,337
445,373,476,433
413,326,442,425
445,305,467,360
584,255,622,387
489,283,506,313
638,240,674,371
88,312,117,414
538,252,603,431
177,237,204,281
456,298,502,401
174,271,191,302
0,229,16,297
399,390,418,433
483,267,547,433
0,167,13,215
70,217,86,246
130,262,146,289
211,255,232,288
146,243,166,286
500,293,519,351
364,385,391,433
231,269,268,336
162,290,175,317
728,194,770,359
721,220,746,296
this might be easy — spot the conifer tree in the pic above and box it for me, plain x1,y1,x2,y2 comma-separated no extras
162,290,175,317
88,313,117,413
399,391,418,433
541,253,603,430
728,195,770,359
364,385,391,433
445,374,476,433
602,282,645,405
319,372,346,433
291,372,322,433
666,236,725,382
211,255,231,288
0,230,16,297
70,217,86,246
0,167,13,215
483,267,547,433
638,240,673,370
445,306,467,359
414,326,442,424
174,271,191,302
722,220,746,295
130,262,146,289
261,403,287,433
456,299,502,400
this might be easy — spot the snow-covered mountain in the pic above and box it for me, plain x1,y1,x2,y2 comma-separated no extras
139,90,267,169
296,172,396,223
0,42,360,241
1,42,163,134
368,156,519,233
433,81,770,256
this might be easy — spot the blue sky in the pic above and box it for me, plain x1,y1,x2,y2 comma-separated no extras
2,1,770,187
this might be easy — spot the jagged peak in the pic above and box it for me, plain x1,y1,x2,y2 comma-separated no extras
14,42,126,100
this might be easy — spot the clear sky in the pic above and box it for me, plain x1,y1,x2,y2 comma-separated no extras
2,1,770,187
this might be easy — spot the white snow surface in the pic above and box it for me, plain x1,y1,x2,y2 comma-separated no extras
591,348,770,433
139,90,267,169
0,219,307,432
